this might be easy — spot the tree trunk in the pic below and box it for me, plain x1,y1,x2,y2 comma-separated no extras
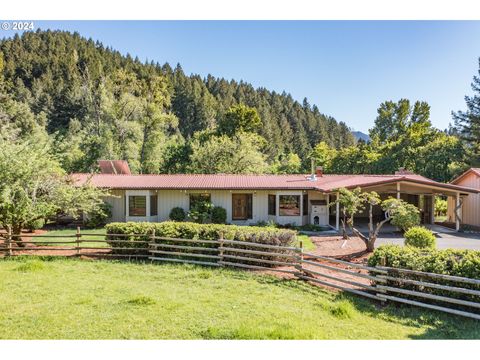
341,218,348,240
12,223,26,247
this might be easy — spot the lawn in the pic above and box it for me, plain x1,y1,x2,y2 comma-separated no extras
0,257,478,339
34,228,108,247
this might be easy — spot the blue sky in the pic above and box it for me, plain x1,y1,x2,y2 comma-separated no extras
2,20,480,133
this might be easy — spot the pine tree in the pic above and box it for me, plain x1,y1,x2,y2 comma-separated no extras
453,58,480,165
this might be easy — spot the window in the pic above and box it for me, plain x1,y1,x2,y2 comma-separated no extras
303,194,309,216
129,196,146,216
150,195,158,216
189,193,211,209
232,194,253,220
268,194,276,216
279,195,300,216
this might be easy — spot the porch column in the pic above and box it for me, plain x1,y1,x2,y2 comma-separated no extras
335,191,340,231
396,182,401,199
431,195,435,224
455,192,461,231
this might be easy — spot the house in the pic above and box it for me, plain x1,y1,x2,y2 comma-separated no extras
447,168,480,230
73,162,478,231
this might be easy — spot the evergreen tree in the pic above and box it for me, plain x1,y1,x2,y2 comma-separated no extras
453,58,480,166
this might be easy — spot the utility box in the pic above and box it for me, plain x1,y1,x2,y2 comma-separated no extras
310,200,328,226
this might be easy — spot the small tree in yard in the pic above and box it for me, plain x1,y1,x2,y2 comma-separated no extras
332,187,366,239
0,138,109,245
334,188,421,252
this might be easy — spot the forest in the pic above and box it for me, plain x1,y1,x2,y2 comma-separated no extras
1,29,479,182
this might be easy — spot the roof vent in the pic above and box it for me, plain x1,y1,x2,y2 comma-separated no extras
98,160,131,175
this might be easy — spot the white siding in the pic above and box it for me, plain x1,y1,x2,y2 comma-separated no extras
106,189,325,226
104,190,126,222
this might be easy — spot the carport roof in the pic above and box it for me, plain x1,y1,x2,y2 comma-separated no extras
71,172,479,194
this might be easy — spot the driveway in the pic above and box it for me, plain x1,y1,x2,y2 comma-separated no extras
374,225,480,250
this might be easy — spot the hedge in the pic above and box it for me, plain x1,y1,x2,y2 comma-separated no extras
368,245,480,306
105,221,298,266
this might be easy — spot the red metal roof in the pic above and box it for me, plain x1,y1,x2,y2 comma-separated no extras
98,160,131,175
72,173,479,193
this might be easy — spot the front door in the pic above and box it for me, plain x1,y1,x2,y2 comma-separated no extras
232,194,248,220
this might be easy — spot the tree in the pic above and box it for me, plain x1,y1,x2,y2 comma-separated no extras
332,187,421,251
217,104,261,136
453,58,480,166
270,152,302,174
370,99,431,144
310,141,336,172
331,187,365,239
0,137,108,244
189,132,268,174
349,192,420,252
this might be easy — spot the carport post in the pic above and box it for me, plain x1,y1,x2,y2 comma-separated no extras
396,182,401,199
335,191,340,231
455,192,461,231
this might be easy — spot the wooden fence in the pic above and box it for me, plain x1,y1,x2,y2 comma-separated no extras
0,228,479,320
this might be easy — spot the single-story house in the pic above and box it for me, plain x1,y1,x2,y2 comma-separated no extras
447,168,480,229
73,161,478,231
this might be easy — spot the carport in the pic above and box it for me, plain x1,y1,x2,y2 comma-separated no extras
325,173,479,232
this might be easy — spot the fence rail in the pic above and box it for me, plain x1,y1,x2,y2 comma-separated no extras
1,227,479,320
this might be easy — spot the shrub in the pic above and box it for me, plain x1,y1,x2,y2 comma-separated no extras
105,221,297,265
84,202,112,228
26,218,45,232
211,206,227,224
368,245,480,303
187,200,214,223
368,245,480,279
169,207,186,222
404,226,436,249
389,201,420,231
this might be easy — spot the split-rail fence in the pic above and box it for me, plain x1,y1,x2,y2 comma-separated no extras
0,227,479,321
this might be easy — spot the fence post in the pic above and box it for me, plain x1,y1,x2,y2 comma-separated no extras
149,229,156,261
76,226,81,256
295,240,304,278
218,232,224,266
375,260,388,304
6,227,12,257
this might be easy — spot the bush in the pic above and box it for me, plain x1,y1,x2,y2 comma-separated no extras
368,245,480,279
187,200,214,223
105,221,297,265
404,226,436,249
389,202,420,231
368,245,480,304
26,218,45,232
211,206,227,224
169,207,186,222
84,202,112,228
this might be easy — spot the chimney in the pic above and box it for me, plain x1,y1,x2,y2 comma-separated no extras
316,166,323,177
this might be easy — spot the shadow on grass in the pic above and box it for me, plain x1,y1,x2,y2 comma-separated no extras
334,292,480,339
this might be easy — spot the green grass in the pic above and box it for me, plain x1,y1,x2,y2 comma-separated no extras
296,234,316,251
0,257,478,339
34,228,107,247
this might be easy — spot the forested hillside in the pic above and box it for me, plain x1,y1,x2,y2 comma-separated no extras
0,30,354,174
0,30,478,182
